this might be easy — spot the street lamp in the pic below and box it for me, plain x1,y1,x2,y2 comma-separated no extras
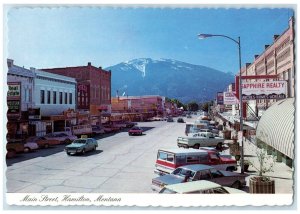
198,33,244,174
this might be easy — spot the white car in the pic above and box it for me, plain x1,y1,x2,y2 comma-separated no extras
24,142,39,153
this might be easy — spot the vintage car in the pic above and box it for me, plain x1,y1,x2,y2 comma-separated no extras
151,164,247,192
159,180,247,194
177,132,224,150
26,136,60,148
91,125,105,135
6,139,25,158
65,138,98,155
44,132,78,144
128,126,143,136
177,118,185,123
154,148,237,175
23,141,39,152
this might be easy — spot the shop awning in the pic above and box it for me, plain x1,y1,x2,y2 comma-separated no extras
256,98,294,159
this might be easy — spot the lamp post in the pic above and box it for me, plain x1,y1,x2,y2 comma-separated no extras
198,33,244,174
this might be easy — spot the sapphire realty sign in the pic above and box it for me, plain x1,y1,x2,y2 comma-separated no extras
241,80,286,100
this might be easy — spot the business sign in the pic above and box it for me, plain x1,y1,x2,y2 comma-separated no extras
241,80,286,100
7,82,21,99
7,100,21,117
223,92,238,105
216,92,224,105
28,108,41,120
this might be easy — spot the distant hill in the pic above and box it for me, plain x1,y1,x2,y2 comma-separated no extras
105,58,234,103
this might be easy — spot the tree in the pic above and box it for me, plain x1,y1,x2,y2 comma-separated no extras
187,101,199,112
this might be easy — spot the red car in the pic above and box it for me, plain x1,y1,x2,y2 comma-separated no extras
128,126,143,136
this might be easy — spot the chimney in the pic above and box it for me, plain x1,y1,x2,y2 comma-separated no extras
88,62,91,66
265,45,270,49
7,59,14,68
273,35,279,41
254,55,259,59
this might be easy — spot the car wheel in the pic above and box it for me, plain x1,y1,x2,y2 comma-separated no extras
82,149,86,155
67,152,71,156
193,144,200,149
6,149,16,159
24,147,30,153
216,143,223,150
64,139,71,144
231,181,241,189
93,146,97,151
128,133,131,136
44,144,49,149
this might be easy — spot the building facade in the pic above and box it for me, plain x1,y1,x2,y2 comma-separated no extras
7,59,35,139
42,62,111,124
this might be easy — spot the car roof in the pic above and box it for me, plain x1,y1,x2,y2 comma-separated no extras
158,148,207,155
165,180,221,193
179,164,214,171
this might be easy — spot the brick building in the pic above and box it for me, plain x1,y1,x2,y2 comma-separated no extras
42,62,111,125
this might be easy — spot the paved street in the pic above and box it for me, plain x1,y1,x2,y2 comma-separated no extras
6,119,186,193
5,117,293,194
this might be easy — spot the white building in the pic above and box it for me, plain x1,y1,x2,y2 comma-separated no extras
31,68,76,116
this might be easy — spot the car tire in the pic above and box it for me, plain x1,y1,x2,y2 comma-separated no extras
67,152,71,156
82,149,86,155
216,143,223,150
231,181,241,189
93,146,97,151
44,144,49,149
24,147,30,153
193,144,200,149
64,139,71,144
6,149,16,159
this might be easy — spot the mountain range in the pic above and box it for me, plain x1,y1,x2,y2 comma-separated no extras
105,58,234,103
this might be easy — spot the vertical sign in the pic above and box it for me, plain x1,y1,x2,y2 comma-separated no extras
7,82,21,118
217,92,224,105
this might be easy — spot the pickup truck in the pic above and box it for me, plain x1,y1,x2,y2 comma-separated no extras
177,132,225,150
65,124,93,137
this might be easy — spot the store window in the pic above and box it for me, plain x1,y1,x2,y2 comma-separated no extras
40,90,45,104
59,92,63,104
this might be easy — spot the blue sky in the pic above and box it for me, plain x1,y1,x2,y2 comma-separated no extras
6,6,294,74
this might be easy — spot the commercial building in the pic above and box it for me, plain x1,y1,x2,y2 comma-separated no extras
7,59,35,139
42,62,111,125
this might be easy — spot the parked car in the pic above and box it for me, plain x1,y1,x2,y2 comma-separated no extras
177,118,185,123
159,180,247,194
44,132,77,144
6,139,25,158
91,125,105,135
128,126,143,136
65,138,98,155
154,148,237,175
23,141,39,153
186,115,192,118
151,164,248,192
167,117,174,122
26,136,60,148
125,121,137,128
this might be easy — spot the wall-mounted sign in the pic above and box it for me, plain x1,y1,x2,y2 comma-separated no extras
7,100,21,116
216,92,224,105
28,108,41,120
223,92,238,105
241,80,286,100
7,82,21,99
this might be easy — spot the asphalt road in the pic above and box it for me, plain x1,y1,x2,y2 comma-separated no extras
5,119,187,193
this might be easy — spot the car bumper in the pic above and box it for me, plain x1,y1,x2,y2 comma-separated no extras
177,143,189,148
151,184,164,192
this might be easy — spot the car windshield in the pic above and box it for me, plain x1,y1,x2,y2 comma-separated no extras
172,168,195,178
72,139,87,144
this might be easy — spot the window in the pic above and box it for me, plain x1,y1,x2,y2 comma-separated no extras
176,155,186,165
186,155,200,163
59,92,63,104
47,91,51,104
69,93,72,104
40,90,45,104
166,154,175,163
157,152,167,161
65,92,68,104
53,91,57,104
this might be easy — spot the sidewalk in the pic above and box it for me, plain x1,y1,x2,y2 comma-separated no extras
230,139,294,194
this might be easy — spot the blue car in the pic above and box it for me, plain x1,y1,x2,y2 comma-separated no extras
65,138,98,155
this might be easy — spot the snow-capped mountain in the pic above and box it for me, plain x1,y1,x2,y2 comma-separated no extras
105,58,234,103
